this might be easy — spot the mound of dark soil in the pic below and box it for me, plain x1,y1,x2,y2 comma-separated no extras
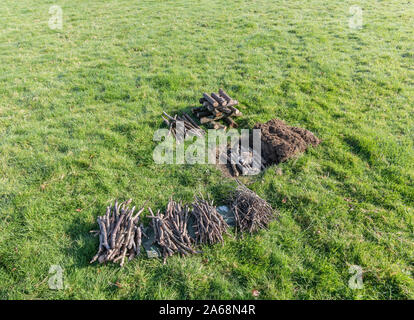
253,119,320,165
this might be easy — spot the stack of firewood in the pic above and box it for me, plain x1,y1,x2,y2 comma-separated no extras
90,200,145,267
219,144,266,176
148,198,198,263
162,112,205,144
231,185,275,234
192,89,242,130
191,194,230,245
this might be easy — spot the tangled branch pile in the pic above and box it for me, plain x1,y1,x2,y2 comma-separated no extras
231,185,275,234
148,198,198,263
192,89,242,130
90,200,144,267
162,111,205,144
191,195,230,244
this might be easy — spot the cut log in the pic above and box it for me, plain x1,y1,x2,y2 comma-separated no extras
203,93,219,107
219,88,238,106
200,117,214,124
228,105,242,116
208,120,227,130
196,111,213,118
211,93,227,106
192,106,205,114
203,101,217,114
224,117,238,128
217,106,232,114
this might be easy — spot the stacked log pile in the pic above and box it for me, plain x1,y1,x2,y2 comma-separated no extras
192,89,242,130
231,185,275,234
90,200,145,267
162,111,205,144
191,194,230,245
219,144,266,176
148,198,198,263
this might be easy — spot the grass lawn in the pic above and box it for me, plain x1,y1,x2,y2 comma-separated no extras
0,0,413,299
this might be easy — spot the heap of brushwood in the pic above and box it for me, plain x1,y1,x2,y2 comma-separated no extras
191,194,230,244
162,111,205,144
192,89,242,130
220,143,266,176
90,200,145,267
148,198,198,263
231,185,275,234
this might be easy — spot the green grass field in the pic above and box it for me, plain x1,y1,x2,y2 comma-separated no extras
0,0,413,299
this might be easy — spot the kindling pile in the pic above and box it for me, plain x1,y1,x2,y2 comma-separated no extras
231,185,275,234
191,194,230,245
90,188,276,266
148,199,198,263
161,111,205,144
90,200,145,267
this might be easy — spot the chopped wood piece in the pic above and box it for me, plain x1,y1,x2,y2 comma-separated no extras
224,117,238,128
208,120,226,130
211,92,227,106
200,117,214,124
196,111,212,118
203,93,219,107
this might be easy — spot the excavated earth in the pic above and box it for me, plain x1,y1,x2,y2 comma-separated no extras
253,118,321,165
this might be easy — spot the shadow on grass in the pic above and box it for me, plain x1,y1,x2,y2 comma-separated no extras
64,213,101,269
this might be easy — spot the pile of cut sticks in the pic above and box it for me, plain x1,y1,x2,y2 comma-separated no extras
220,144,266,176
148,199,198,263
231,185,275,234
162,112,205,144
90,200,145,267
192,89,242,130
191,194,230,244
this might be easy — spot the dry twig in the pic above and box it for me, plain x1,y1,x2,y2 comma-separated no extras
191,194,230,245
90,200,144,267
148,198,198,263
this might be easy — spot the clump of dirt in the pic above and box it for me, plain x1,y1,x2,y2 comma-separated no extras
253,119,320,165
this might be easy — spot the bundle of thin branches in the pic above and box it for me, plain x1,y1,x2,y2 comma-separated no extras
162,112,205,144
231,185,275,234
191,194,230,245
90,200,145,267
148,198,198,263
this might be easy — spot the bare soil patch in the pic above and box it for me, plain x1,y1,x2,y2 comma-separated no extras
253,118,320,165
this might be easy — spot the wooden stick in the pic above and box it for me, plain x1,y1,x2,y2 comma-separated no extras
211,92,227,106
203,93,219,107
224,117,238,128
208,120,226,130
200,117,214,124
196,111,212,118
